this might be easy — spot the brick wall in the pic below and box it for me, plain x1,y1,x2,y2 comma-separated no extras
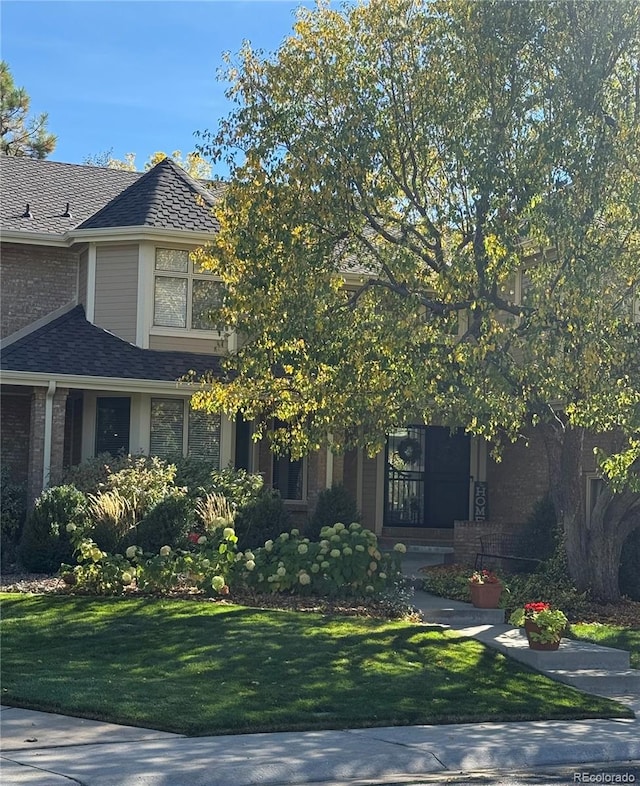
0,391,31,485
485,429,550,528
1,243,78,338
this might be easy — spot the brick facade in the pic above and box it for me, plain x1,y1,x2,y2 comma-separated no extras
1,243,78,339
0,390,31,485
485,430,550,528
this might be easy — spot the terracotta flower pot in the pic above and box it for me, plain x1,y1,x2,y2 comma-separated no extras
524,619,561,650
469,581,503,608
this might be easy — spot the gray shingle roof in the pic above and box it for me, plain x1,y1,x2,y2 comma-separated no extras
0,156,223,236
0,157,141,234
78,158,222,233
1,306,223,382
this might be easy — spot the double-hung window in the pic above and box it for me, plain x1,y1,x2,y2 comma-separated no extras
150,398,221,465
153,248,223,331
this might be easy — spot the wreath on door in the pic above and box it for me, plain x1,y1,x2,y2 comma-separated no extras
397,437,422,464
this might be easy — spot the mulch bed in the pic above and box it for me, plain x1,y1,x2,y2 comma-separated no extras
0,571,418,621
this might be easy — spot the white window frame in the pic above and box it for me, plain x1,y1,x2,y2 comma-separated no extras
152,247,226,337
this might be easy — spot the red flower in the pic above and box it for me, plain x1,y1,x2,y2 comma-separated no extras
524,602,550,614
188,532,201,544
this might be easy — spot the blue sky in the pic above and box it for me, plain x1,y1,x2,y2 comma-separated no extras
1,0,316,177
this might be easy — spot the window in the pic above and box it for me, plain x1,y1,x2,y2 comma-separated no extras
96,397,130,456
150,398,221,465
153,248,223,331
273,454,305,500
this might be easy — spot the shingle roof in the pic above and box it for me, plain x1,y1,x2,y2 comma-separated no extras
0,156,223,236
78,158,222,233
1,306,223,382
0,157,141,234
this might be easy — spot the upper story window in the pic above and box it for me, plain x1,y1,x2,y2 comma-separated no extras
153,248,223,331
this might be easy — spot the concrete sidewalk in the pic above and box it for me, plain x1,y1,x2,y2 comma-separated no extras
2,702,640,786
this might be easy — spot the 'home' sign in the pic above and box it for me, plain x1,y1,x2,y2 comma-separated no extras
474,482,488,521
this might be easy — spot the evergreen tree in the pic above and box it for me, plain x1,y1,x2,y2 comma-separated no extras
0,61,56,158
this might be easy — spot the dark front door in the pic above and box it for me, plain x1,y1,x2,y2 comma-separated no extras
384,426,470,529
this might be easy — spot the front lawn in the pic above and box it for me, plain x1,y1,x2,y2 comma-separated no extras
0,594,631,735
570,623,640,669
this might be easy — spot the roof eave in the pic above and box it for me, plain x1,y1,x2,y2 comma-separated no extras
1,225,216,247
69,225,216,244
0,369,212,394
0,230,69,247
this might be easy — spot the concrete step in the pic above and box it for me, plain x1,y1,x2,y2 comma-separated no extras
412,592,506,626
459,625,631,671
546,668,640,698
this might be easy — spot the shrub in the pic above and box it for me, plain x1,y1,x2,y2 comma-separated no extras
517,496,559,563
18,485,88,572
237,523,404,598
502,543,589,620
174,460,263,507
234,489,292,550
619,526,640,601
62,454,176,518
63,514,238,596
195,493,235,533
0,466,26,566
306,484,360,541
422,564,474,602
133,492,194,554
86,489,134,553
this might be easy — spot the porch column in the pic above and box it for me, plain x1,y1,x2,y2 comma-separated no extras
49,387,69,487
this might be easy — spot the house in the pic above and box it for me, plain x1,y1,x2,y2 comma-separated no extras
0,155,604,556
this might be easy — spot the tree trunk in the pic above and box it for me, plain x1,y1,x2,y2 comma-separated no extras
541,422,640,602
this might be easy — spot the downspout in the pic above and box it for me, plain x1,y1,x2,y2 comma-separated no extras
42,380,57,489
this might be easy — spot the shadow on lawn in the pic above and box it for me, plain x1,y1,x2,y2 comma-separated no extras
0,594,631,735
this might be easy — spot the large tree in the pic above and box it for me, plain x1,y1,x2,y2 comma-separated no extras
194,0,640,601
0,61,56,158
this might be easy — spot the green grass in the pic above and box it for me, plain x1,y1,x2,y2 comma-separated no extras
0,593,631,736
570,623,640,669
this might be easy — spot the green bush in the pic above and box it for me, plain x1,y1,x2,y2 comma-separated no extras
517,496,559,563
502,543,589,620
306,484,360,541
132,492,194,554
237,523,404,598
0,466,27,566
422,565,472,602
18,485,88,572
174,460,263,506
234,489,292,550
619,526,640,601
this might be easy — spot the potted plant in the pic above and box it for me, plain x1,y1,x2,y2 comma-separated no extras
468,569,503,608
509,602,568,650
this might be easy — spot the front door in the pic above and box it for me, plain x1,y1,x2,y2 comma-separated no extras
384,426,470,529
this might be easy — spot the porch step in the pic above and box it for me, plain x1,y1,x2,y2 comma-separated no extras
412,592,505,626
545,668,640,698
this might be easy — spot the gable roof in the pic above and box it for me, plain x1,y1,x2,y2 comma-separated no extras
0,156,223,238
78,158,222,233
0,305,222,383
